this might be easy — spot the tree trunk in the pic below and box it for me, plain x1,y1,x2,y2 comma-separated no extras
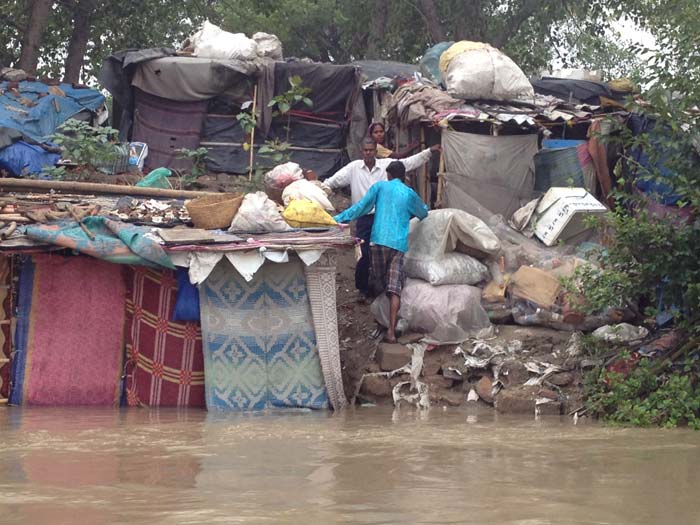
418,0,446,43
18,0,53,74
454,1,487,41
63,0,97,83
365,0,389,59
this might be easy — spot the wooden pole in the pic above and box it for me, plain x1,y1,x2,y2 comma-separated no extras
248,84,258,181
0,178,229,199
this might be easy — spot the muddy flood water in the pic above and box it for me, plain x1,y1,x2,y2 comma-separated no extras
1,406,699,524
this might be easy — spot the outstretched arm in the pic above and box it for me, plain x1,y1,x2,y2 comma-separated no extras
333,184,379,224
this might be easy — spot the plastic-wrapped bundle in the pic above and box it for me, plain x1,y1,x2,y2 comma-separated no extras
404,252,489,285
371,278,491,344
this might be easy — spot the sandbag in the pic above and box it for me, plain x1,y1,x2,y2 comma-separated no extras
282,199,337,228
404,252,489,285
264,162,304,202
282,179,334,212
444,43,534,101
190,21,258,61
371,278,491,344
228,191,291,233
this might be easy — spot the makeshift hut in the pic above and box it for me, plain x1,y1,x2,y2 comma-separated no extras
0,182,350,410
100,49,361,178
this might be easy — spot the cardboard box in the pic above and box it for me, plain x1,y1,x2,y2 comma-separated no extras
533,188,607,246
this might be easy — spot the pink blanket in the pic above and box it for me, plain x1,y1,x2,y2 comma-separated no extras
21,255,125,405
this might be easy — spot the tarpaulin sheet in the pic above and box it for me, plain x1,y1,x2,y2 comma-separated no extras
534,144,597,192
0,81,104,144
273,62,359,121
0,141,59,177
132,56,257,102
131,89,208,171
441,130,537,218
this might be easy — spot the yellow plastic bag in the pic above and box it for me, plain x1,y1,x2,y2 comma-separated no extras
282,199,337,228
438,40,490,73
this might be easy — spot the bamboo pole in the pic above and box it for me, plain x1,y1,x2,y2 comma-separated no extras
0,179,228,199
436,148,445,208
420,126,428,202
248,84,258,181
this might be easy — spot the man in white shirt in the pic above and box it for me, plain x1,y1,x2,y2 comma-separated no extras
324,137,440,301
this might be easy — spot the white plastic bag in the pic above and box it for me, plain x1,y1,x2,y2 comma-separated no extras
404,252,488,285
371,278,491,344
282,179,335,212
228,191,292,233
444,45,534,101
252,32,283,60
190,21,258,61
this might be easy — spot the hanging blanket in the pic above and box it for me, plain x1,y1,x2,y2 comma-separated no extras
199,256,329,410
125,266,205,407
10,254,125,406
0,256,11,399
24,216,174,268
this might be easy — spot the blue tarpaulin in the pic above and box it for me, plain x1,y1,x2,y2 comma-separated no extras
0,81,104,144
0,141,60,177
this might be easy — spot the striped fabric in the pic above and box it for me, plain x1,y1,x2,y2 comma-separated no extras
125,267,205,407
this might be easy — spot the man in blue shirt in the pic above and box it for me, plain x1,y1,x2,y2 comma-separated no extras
334,161,429,343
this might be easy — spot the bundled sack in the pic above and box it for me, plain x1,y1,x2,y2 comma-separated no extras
371,278,491,344
228,191,291,233
441,41,534,101
264,162,304,202
404,252,489,285
283,199,337,228
189,21,258,60
252,32,283,60
282,179,335,212
407,208,500,260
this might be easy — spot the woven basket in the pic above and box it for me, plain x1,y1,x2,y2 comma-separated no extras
185,193,244,230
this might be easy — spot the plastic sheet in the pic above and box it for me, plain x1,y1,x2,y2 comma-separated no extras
190,21,258,60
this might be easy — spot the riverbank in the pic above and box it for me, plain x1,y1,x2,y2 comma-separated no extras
334,247,587,417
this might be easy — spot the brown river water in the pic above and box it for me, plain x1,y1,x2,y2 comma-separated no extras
1,406,699,524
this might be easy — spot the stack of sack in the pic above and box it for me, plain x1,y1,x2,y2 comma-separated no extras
371,209,501,344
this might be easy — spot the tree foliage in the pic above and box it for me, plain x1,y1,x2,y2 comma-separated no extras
1,0,662,83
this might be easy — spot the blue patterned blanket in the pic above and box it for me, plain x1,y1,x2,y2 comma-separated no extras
199,257,329,410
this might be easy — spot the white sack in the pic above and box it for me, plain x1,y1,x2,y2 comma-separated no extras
282,179,335,212
191,21,258,61
404,252,489,285
252,32,283,60
407,208,501,261
371,278,491,344
229,191,292,233
445,46,534,101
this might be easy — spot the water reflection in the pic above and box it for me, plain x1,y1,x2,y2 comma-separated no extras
1,406,700,524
